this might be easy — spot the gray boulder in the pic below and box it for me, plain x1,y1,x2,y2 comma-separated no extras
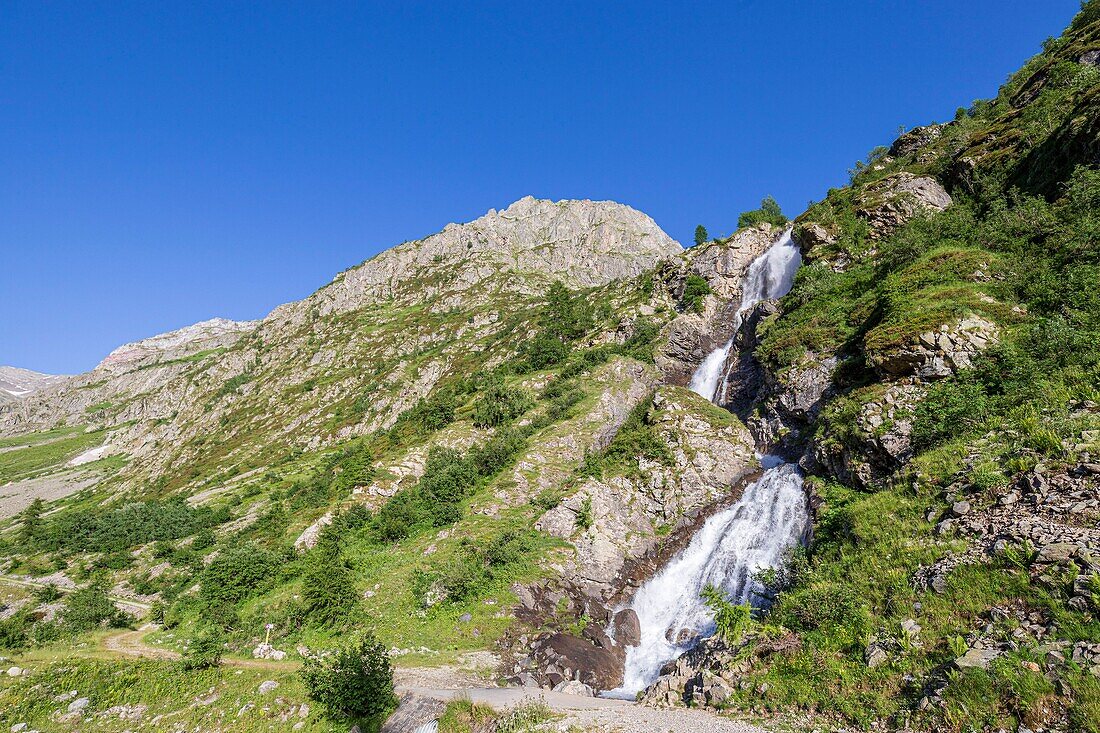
856,172,952,239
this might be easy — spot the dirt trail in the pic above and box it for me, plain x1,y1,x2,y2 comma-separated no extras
102,625,180,660
100,625,295,670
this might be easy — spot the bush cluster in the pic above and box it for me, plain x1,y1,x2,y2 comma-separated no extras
300,634,396,723
737,195,787,230
30,497,226,554
371,428,528,543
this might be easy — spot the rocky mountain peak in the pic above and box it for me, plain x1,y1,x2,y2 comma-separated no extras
276,196,682,323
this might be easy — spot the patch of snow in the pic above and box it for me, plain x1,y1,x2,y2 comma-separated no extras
68,445,108,467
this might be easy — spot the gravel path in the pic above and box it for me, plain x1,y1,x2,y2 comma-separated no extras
402,687,766,733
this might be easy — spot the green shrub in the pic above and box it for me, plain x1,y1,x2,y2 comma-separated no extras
591,397,673,476
575,496,593,531
180,626,224,670
63,579,129,632
424,529,539,604
620,318,661,361
701,585,754,644
190,527,216,551
33,583,62,603
406,389,459,432
737,195,787,229
469,427,525,475
37,497,225,554
300,633,396,723
303,541,359,627
493,700,554,732
0,612,30,650
371,490,430,543
19,498,44,542
781,582,861,631
472,378,532,428
331,443,376,494
911,374,991,449
681,274,712,314
541,281,594,343
521,332,571,371
199,543,279,606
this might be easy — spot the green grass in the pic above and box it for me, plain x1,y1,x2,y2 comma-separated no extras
0,425,84,450
0,656,341,733
0,427,104,483
718,475,1100,729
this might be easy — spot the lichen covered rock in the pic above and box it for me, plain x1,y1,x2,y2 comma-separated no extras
856,172,952,239
869,314,999,379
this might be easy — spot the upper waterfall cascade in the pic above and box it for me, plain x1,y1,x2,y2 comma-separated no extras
613,229,808,697
687,229,802,402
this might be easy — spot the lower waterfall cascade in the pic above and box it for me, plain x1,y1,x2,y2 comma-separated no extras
611,229,810,697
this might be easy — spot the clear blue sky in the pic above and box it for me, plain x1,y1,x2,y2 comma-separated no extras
1,1,1081,374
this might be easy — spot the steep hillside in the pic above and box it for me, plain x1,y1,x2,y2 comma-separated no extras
0,197,682,485
0,179,801,733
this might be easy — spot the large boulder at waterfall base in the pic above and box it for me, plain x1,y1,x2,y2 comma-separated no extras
613,608,641,647
533,632,624,691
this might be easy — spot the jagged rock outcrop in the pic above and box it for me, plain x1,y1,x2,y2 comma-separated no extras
640,630,802,709
813,381,925,489
889,123,947,158
688,224,781,299
536,387,757,600
750,352,839,457
868,314,999,379
790,221,841,269
270,196,681,325
96,318,259,373
719,300,777,416
855,172,952,239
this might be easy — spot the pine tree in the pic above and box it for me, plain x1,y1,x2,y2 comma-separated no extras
303,537,359,627
19,498,44,542
694,225,708,246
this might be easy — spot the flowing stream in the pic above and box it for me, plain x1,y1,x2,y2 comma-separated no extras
610,229,809,698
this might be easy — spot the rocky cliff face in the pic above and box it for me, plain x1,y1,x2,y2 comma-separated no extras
95,318,258,373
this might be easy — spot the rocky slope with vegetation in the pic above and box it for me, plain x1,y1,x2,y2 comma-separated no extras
1,5,1099,733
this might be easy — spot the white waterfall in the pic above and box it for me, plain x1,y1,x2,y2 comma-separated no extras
609,460,810,697
687,229,803,402
611,228,809,698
